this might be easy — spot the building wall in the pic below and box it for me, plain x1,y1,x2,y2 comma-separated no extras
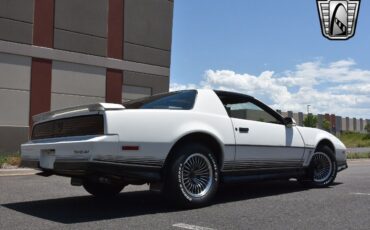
0,0,173,152
0,53,31,127
51,61,106,110
54,0,108,56
283,111,369,135
124,0,173,67
348,118,354,131
356,119,361,132
123,85,152,102
0,0,34,44
123,70,169,99
0,53,31,152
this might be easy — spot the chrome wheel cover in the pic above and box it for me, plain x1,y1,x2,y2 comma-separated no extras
311,152,333,183
181,153,213,198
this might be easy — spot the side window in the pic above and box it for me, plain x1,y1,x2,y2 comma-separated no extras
226,101,281,124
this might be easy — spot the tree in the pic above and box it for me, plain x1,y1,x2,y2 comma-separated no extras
365,124,370,134
365,124,370,139
322,120,331,132
304,114,317,128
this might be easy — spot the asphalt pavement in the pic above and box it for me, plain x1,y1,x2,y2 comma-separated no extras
1,160,369,230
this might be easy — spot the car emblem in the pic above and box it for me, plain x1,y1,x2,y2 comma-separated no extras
317,0,360,40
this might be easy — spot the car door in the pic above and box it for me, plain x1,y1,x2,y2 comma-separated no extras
226,98,305,171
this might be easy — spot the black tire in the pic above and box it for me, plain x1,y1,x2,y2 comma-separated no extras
83,179,126,198
300,146,337,188
164,142,219,208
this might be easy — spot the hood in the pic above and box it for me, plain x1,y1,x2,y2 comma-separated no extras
296,126,346,150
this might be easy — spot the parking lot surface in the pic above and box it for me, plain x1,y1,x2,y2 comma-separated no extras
1,160,369,230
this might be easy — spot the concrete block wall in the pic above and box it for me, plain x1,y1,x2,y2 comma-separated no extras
293,113,299,125
349,118,354,131
122,70,169,102
0,53,31,127
124,0,173,67
51,61,106,110
341,117,346,131
298,112,304,126
0,0,34,44
0,0,174,152
0,126,28,153
336,116,342,134
281,110,369,134
0,53,31,152
317,114,323,129
356,119,360,132
275,110,369,134
54,0,108,56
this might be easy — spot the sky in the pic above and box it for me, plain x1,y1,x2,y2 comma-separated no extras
169,0,370,119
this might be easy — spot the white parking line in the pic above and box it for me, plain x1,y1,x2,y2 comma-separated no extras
173,223,215,230
0,168,39,177
0,172,37,177
350,192,370,196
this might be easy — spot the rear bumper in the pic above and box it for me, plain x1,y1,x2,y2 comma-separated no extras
20,135,162,182
20,159,161,182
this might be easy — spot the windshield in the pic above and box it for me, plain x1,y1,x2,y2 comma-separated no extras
123,90,197,110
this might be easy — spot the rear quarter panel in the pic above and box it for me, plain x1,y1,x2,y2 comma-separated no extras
103,110,236,166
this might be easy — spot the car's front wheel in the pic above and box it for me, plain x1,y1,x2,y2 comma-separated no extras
165,143,219,208
301,146,337,187
83,179,126,198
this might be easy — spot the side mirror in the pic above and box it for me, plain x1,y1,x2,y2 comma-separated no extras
284,117,296,128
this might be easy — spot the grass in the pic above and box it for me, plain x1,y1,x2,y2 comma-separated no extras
347,152,370,159
0,153,21,168
339,132,370,148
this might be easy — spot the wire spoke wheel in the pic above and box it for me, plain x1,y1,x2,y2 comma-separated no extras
181,153,213,198
311,152,333,183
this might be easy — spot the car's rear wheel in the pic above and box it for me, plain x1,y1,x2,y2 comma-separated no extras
164,143,219,208
83,179,126,198
301,146,337,187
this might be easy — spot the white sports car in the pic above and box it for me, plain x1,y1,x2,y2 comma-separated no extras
21,89,347,207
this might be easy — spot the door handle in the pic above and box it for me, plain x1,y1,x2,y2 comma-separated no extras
239,127,249,133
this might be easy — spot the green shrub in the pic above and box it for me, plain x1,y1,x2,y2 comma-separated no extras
365,124,370,133
347,152,370,159
304,114,318,128
322,120,331,131
0,153,21,167
340,132,370,148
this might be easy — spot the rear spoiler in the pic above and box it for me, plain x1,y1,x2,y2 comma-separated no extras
33,103,125,123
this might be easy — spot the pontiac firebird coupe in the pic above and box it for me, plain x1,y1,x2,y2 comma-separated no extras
21,89,348,207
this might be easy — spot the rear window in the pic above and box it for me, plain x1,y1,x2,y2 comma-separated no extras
123,90,197,110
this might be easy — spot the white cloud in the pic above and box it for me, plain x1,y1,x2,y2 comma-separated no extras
329,83,370,95
169,83,198,91
170,59,370,118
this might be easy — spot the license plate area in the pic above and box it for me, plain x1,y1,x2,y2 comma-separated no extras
40,149,56,169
